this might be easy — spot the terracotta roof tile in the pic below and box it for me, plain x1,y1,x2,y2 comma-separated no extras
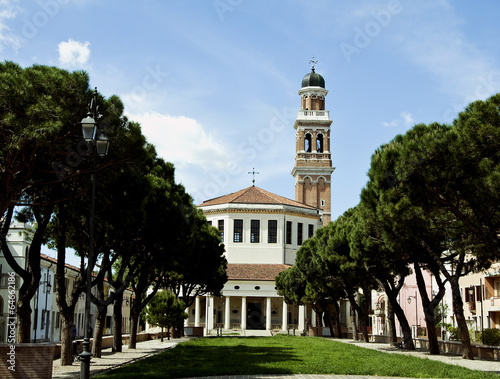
227,263,290,281
199,186,316,210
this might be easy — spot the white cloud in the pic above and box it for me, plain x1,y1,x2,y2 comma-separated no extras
400,112,414,126
382,120,398,127
57,39,90,67
0,1,22,52
392,1,500,104
127,112,230,172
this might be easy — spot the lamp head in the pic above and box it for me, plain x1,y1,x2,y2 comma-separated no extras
81,113,96,142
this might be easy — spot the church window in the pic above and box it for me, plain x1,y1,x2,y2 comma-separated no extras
308,224,314,239
316,134,324,153
234,219,243,243
321,199,325,206
297,223,303,245
251,220,260,243
268,220,277,243
286,221,292,244
305,133,312,153
218,220,224,242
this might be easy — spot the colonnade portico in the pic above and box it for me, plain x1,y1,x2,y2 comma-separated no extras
188,295,306,334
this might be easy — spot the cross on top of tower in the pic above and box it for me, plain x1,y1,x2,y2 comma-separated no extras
248,168,259,186
309,57,318,72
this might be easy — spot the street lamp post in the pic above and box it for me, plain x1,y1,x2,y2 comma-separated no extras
43,277,52,341
407,291,417,339
79,88,110,379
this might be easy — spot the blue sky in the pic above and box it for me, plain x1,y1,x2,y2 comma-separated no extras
2,1,500,264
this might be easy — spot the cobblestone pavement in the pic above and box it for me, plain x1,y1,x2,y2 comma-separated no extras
52,337,500,378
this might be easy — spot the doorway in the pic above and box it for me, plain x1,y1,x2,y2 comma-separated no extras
247,302,263,330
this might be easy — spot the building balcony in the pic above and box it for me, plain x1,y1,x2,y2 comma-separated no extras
296,110,330,121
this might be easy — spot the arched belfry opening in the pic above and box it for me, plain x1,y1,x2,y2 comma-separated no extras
316,134,323,153
305,133,312,153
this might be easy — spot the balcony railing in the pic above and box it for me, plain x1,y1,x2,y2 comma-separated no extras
297,110,330,120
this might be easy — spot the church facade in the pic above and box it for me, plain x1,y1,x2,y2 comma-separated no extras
185,66,340,334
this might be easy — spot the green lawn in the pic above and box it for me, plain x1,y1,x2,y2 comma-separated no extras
94,335,499,379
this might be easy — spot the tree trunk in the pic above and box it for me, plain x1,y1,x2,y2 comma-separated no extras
92,307,106,358
59,312,75,366
414,262,441,355
320,300,335,337
128,307,139,349
332,300,342,338
360,288,370,343
112,296,123,352
388,302,397,346
383,282,415,350
17,295,33,343
449,276,474,359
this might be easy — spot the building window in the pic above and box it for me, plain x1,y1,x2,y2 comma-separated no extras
286,221,292,245
297,223,303,245
321,199,325,206
268,220,277,243
234,219,243,243
218,220,224,242
308,224,314,239
251,220,260,243
207,220,212,226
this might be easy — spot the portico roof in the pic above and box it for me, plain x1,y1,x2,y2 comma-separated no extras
227,263,291,281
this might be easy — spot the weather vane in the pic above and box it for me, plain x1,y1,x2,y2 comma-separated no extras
248,168,259,186
309,57,318,72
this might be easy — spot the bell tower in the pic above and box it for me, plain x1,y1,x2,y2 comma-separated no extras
291,62,335,225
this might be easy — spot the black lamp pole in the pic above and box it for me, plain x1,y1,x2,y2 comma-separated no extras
79,88,109,379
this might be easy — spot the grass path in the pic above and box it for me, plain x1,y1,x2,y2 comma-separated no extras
94,335,499,379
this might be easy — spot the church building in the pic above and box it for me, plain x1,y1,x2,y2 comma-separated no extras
185,65,337,334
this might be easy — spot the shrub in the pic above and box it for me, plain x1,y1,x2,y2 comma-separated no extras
448,326,460,341
482,328,500,346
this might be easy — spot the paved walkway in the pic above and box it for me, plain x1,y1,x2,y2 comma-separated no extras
51,336,500,378
52,338,184,378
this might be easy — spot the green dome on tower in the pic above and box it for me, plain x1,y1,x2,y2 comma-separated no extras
301,68,325,88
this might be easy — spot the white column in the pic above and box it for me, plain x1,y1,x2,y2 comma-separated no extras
184,307,189,326
207,296,214,331
298,305,305,331
266,297,272,330
282,299,288,331
241,296,247,330
194,297,200,327
225,296,231,330
311,308,317,327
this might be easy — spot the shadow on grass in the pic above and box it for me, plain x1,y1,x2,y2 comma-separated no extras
95,337,297,379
